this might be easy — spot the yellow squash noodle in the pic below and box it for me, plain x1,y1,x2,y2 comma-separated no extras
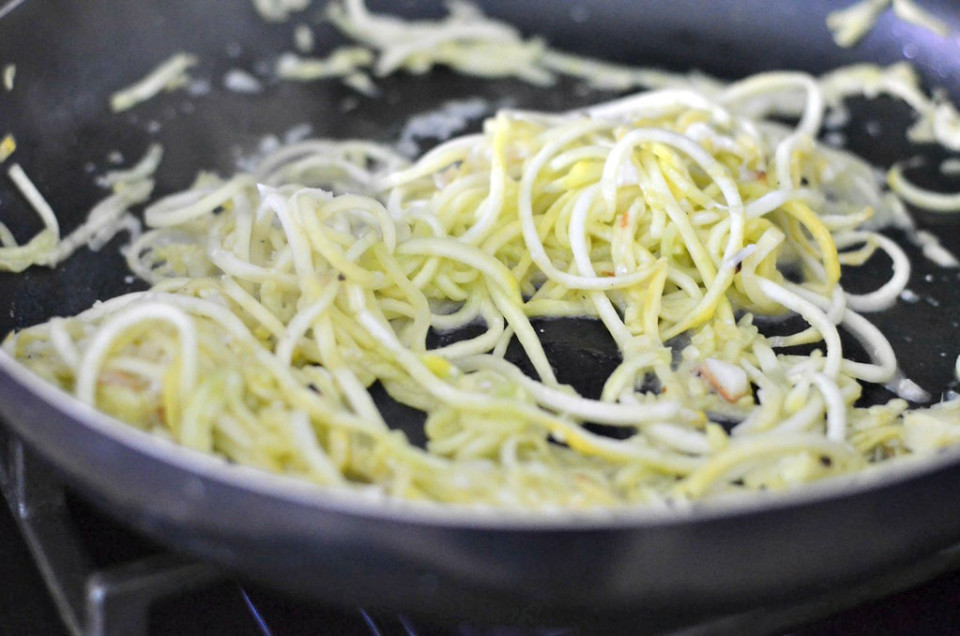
5,80,959,510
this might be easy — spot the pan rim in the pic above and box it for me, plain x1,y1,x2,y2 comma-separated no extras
2,345,958,531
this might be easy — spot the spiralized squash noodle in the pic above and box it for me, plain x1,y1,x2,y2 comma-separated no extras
7,65,960,509
5,1,960,510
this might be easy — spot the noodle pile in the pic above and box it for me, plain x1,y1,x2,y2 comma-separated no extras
6,72,960,509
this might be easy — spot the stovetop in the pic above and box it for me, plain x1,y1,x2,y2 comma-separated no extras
3,421,960,636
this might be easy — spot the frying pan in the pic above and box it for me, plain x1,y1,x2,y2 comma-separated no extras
3,0,960,628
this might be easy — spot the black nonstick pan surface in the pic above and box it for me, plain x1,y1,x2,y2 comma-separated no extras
2,0,960,627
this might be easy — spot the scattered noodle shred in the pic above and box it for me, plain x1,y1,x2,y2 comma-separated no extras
0,147,158,272
2,64,14,91
892,0,950,37
827,0,950,48
250,0,310,23
0,134,15,163
109,53,199,113
275,47,374,81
